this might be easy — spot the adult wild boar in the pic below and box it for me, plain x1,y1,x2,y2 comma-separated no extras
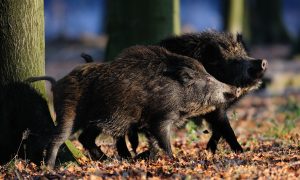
28,46,241,167
117,31,268,157
161,31,267,152
0,82,54,164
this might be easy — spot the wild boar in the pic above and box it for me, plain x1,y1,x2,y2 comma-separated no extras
0,82,54,164
117,31,268,157
160,31,267,153
28,45,240,167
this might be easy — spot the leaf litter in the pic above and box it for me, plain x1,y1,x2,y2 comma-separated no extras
1,92,300,179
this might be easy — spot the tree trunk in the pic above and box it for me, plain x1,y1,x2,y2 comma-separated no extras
105,0,180,61
222,0,245,34
0,0,45,93
248,0,290,44
223,0,289,45
0,0,85,164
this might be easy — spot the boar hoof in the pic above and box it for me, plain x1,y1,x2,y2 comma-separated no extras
232,145,243,153
134,150,151,160
206,140,218,154
89,147,108,161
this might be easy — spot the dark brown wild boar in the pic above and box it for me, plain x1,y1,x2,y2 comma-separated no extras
28,45,241,168
0,82,54,165
160,31,267,153
116,30,268,158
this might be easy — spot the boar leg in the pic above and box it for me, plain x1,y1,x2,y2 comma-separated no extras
206,129,222,153
148,120,173,158
205,109,243,153
127,124,139,154
116,124,139,159
79,126,107,160
116,137,132,159
46,111,76,168
135,132,161,160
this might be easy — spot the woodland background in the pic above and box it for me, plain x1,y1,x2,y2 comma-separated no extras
0,0,299,178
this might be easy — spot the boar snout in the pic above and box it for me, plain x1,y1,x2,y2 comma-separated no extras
261,59,268,70
248,59,268,79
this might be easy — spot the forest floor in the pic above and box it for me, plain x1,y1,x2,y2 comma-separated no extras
1,91,299,179
1,44,300,179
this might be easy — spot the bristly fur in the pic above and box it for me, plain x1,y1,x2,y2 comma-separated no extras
160,30,264,90
28,45,239,167
158,30,267,154
117,30,267,158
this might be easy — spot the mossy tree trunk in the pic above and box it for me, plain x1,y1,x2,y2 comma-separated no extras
105,0,180,61
0,0,85,163
0,0,45,93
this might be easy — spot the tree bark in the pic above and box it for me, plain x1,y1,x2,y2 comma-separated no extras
0,0,85,163
0,0,45,93
105,0,180,61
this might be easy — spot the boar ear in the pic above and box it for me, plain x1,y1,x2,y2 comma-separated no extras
236,33,243,43
164,64,195,86
160,37,181,52
177,67,196,86
236,33,249,53
160,35,197,56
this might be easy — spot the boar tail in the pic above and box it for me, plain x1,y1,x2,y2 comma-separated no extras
81,53,94,63
26,76,56,90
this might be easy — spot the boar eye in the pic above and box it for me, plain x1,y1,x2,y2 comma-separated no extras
218,42,228,50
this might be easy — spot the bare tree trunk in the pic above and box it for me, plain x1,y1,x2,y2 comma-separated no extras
249,0,290,44
0,0,46,93
223,0,245,34
105,0,180,61
223,0,289,45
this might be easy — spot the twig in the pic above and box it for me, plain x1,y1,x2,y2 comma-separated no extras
14,169,23,180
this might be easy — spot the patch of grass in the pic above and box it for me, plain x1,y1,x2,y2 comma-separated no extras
230,111,239,121
244,137,258,149
185,121,201,143
266,117,297,138
2,160,17,175
278,98,300,117
266,98,300,138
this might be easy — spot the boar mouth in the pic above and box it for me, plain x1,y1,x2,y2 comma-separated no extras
239,81,263,95
233,77,262,90
248,68,266,80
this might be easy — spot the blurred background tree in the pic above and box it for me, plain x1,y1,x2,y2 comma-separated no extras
223,0,290,45
248,0,290,44
42,0,300,92
222,0,245,35
105,0,180,60
292,31,300,56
